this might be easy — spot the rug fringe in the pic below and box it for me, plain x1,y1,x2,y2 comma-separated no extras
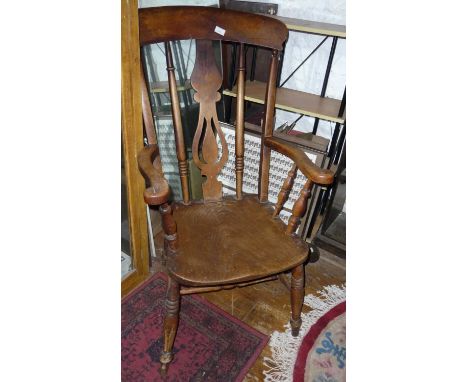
263,284,346,382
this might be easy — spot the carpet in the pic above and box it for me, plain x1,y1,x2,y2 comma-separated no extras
122,273,269,381
293,302,345,382
263,285,346,382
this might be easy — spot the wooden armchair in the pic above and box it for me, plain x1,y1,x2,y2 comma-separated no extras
137,6,335,375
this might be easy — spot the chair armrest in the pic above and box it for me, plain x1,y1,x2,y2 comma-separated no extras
137,144,171,205
264,136,334,186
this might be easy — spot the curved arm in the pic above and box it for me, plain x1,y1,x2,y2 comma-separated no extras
264,136,334,186
137,144,171,205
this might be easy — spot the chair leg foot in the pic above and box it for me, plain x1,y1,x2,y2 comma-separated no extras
290,264,304,337
290,317,302,337
159,277,180,375
159,351,172,377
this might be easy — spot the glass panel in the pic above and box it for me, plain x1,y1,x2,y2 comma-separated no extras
121,139,133,278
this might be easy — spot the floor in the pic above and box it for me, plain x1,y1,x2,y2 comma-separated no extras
150,244,345,381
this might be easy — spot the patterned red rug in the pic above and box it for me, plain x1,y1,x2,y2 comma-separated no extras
122,273,268,381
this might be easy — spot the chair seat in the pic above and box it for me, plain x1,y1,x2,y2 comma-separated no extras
165,195,309,286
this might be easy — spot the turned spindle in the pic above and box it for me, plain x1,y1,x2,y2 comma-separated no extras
286,179,313,235
273,164,298,217
235,43,246,200
165,42,190,204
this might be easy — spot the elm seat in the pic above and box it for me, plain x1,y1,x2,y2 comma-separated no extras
166,195,310,287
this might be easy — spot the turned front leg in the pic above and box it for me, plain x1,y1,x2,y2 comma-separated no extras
290,264,304,337
160,277,180,376
159,202,177,266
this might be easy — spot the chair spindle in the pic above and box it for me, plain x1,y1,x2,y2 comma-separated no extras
273,164,298,217
235,43,245,200
258,49,279,202
140,63,157,145
165,42,190,204
286,179,313,235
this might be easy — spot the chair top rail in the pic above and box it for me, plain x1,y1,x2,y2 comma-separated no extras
139,6,288,51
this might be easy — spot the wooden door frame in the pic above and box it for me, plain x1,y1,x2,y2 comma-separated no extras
121,0,150,297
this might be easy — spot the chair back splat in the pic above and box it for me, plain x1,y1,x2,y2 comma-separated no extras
191,39,228,202
138,6,288,203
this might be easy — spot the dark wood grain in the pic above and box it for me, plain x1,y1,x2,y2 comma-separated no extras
166,195,309,286
139,6,288,50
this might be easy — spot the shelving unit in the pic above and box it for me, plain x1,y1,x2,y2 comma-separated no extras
223,80,345,124
149,79,191,94
268,15,346,37
222,14,346,150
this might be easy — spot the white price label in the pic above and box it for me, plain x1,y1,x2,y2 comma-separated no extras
214,26,226,36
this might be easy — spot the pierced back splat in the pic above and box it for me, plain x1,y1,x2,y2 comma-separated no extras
191,40,228,202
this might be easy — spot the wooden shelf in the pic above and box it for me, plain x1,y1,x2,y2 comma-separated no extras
223,81,345,124
243,122,329,154
267,15,345,38
149,80,192,93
